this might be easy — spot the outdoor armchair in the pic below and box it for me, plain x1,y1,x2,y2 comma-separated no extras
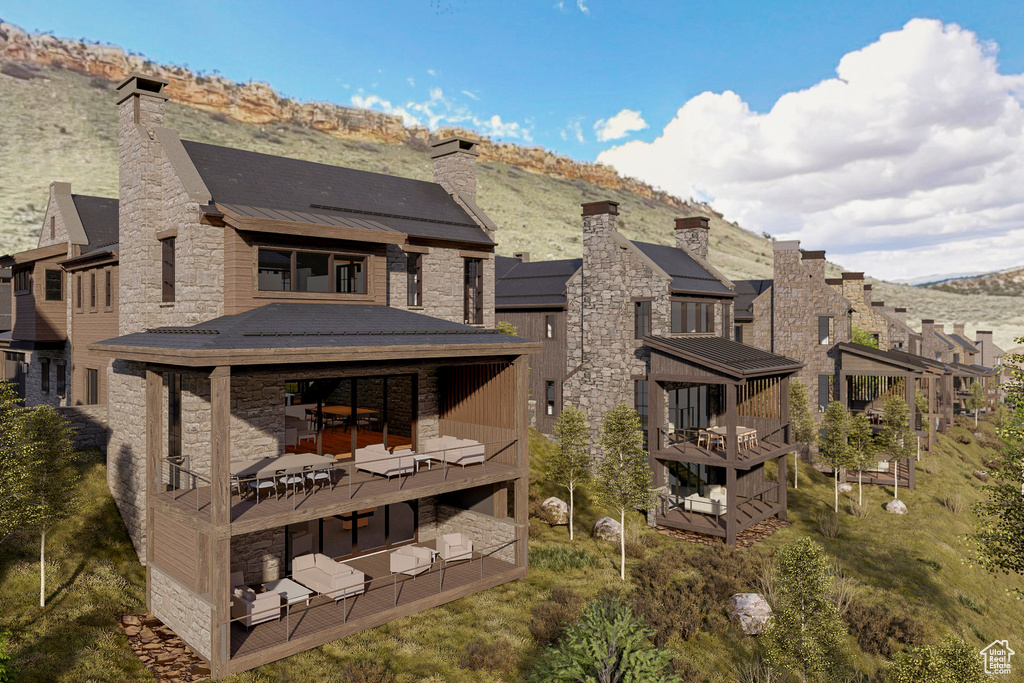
390,545,433,576
439,533,473,563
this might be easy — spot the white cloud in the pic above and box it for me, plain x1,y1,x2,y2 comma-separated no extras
561,117,586,143
407,76,415,87
426,69,436,77
461,89,480,101
593,109,648,142
351,87,532,142
576,0,590,15
597,19,1024,281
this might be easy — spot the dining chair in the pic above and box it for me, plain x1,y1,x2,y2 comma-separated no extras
281,466,307,499
250,470,280,504
306,465,332,491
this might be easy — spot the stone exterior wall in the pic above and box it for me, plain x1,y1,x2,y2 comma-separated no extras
231,527,286,586
675,227,709,261
149,565,213,662
432,149,478,206
385,245,494,328
21,349,70,408
58,403,109,451
425,504,517,564
766,242,851,409
108,360,148,560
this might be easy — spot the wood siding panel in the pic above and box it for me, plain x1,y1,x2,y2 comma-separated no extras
496,310,566,433
12,256,68,343
650,349,737,384
438,361,520,451
70,265,119,405
151,511,200,590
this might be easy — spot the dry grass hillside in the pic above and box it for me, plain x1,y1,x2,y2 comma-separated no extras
925,267,1024,298
0,62,1018,347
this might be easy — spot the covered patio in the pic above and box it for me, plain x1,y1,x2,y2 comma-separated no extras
642,335,802,546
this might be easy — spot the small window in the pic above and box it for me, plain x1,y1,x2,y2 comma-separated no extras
734,324,744,344
953,353,960,363
818,316,831,345
161,237,175,303
546,381,556,416
671,301,713,334
818,375,832,411
40,357,50,395
258,249,292,291
635,301,651,339
44,270,62,301
635,379,649,448
334,257,366,294
13,268,30,294
104,269,112,308
49,216,55,241
464,258,483,325
407,253,422,307
76,275,82,309
89,272,96,309
86,368,99,405
545,314,555,339
56,363,66,396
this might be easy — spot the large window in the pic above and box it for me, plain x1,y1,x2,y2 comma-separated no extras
13,268,30,294
168,373,184,490
671,301,714,334
56,363,65,397
161,237,175,303
667,461,726,500
669,384,711,432
407,253,422,306
44,270,62,301
635,380,649,447
287,502,418,571
818,374,832,411
464,258,483,325
635,301,652,339
86,368,99,405
257,248,367,294
818,316,831,345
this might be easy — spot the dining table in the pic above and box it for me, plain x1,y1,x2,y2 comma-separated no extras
230,453,336,479
701,425,758,449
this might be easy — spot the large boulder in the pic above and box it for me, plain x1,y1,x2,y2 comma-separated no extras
728,593,773,635
540,497,569,526
592,516,622,543
886,498,908,515
838,482,853,493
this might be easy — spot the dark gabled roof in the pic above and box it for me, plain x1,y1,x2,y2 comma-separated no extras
969,363,996,375
180,140,493,246
950,361,990,377
733,279,772,321
644,335,803,379
71,195,119,249
932,330,955,349
94,303,527,354
630,241,734,296
836,341,932,373
948,333,979,353
494,256,581,309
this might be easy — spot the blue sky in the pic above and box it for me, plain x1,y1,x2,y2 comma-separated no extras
4,1,1024,279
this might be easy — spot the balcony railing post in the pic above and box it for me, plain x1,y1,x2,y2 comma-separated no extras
286,603,290,642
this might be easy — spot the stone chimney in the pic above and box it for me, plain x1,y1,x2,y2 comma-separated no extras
800,249,826,279
976,330,993,344
675,216,709,261
431,136,479,205
582,200,619,243
894,307,907,324
840,272,865,306
953,323,966,336
115,72,169,335
513,252,530,262
863,283,873,305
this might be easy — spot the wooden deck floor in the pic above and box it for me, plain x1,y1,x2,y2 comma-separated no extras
655,438,788,467
843,462,913,489
158,459,520,530
229,542,518,660
656,497,779,537
283,425,412,458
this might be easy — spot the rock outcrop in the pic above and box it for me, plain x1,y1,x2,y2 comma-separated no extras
886,498,908,515
0,20,720,218
592,516,623,543
540,497,569,526
728,593,773,635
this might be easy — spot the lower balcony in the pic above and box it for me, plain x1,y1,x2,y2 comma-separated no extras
653,481,783,538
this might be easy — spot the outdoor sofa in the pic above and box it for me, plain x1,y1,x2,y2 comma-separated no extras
292,553,365,602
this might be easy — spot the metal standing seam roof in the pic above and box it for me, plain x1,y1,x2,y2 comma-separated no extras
94,303,529,353
494,256,582,309
179,140,494,246
733,279,773,321
835,341,934,372
70,195,119,249
630,241,734,296
644,335,803,379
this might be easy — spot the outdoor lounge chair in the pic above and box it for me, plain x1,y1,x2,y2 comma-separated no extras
390,545,433,577
231,586,281,628
291,553,365,602
420,436,485,468
439,533,473,563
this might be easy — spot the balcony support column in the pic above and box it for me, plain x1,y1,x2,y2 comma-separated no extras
725,465,737,547
726,382,738,462
648,379,665,488
209,366,232,677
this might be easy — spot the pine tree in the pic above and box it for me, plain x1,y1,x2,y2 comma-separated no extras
819,401,852,513
789,379,817,489
762,538,850,682
548,405,591,541
596,403,652,581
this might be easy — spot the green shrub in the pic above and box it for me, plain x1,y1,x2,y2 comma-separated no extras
529,587,584,646
844,598,925,656
817,510,840,538
332,659,396,683
888,636,984,683
530,544,600,571
531,598,679,683
0,630,15,683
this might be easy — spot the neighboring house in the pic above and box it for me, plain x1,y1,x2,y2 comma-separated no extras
0,182,118,408
498,205,801,546
975,330,1009,401
55,73,536,678
0,267,11,333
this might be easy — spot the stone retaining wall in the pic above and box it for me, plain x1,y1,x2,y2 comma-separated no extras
149,564,213,662
57,403,108,451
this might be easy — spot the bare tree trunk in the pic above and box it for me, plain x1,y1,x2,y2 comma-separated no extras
569,486,575,542
793,450,799,489
834,469,839,513
894,461,900,500
619,509,626,581
39,527,46,608
858,469,863,506
975,408,979,427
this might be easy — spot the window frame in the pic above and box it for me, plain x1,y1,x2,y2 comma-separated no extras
670,300,715,334
635,379,649,448
818,316,831,345
89,271,96,310
818,374,832,412
13,267,31,295
463,257,484,325
44,270,63,302
86,368,99,405
76,274,82,310
104,269,112,309
635,300,652,339
40,357,50,395
406,253,422,307
161,237,176,303
255,246,371,297
545,314,555,340
55,362,66,397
